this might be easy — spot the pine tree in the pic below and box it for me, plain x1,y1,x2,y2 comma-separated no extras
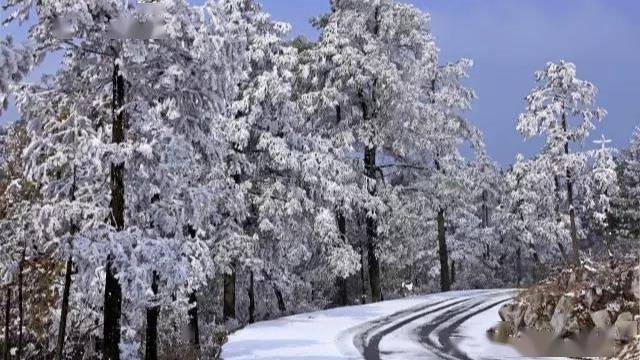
517,61,606,266
302,0,471,298
584,136,619,254
615,128,640,239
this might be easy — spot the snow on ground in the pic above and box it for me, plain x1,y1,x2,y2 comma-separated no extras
376,291,512,359
222,290,503,360
375,297,469,360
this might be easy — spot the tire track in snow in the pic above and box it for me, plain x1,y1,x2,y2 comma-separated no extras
420,296,513,360
352,298,452,356
354,291,512,360
353,291,496,360
362,298,472,360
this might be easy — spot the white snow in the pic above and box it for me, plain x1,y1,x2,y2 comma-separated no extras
378,290,517,360
222,290,521,360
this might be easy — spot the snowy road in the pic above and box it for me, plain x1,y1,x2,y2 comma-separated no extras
221,289,562,360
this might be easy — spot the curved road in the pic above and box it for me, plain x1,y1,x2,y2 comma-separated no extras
355,291,516,360
221,289,550,360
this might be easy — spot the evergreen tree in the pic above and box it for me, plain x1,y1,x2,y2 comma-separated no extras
517,61,606,266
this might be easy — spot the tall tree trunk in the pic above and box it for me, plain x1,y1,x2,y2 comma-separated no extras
364,146,381,302
361,0,381,299
334,277,348,307
187,291,199,347
437,209,451,292
57,168,77,360
223,270,236,321
104,61,126,360
273,286,286,313
481,189,489,228
144,272,159,360
552,176,569,265
262,270,286,313
516,247,522,287
567,177,579,265
335,210,349,306
366,235,381,302
17,251,23,360
265,272,287,314
55,256,73,360
450,260,456,285
3,288,9,360
562,114,580,266
359,240,367,304
247,271,255,324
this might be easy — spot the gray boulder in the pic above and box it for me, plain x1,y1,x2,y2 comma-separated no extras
590,309,611,329
523,306,539,328
551,295,576,337
499,303,524,329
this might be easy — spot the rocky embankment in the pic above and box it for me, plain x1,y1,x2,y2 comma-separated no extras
489,257,640,358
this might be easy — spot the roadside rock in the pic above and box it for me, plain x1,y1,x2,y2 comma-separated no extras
491,255,640,358
590,309,611,329
612,312,638,344
499,303,524,329
487,321,515,343
550,295,576,336
616,312,634,323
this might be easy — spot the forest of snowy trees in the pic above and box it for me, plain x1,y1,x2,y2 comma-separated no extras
0,0,638,359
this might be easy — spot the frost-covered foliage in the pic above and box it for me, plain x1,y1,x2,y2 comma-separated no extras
0,0,637,358
614,128,640,239
517,61,607,265
517,61,606,153
584,136,619,243
0,37,33,115
497,154,569,283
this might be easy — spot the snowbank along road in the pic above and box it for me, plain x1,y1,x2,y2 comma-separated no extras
222,289,567,359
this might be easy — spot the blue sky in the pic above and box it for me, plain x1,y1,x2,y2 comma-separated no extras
2,0,639,165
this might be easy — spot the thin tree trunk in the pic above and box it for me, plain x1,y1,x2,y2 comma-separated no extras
437,209,451,292
188,291,199,347
104,61,126,360
247,271,255,324
144,272,159,360
57,166,77,360
336,210,348,306
223,270,236,321
103,259,122,360
361,2,381,299
450,260,456,285
364,146,381,302
3,288,9,360
435,159,450,292
359,240,367,304
562,114,580,266
516,247,522,287
482,189,489,228
366,235,381,302
17,251,24,360
55,256,73,360
262,270,286,313
567,177,579,265
273,285,286,313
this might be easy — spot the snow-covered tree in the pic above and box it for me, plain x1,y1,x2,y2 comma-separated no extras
300,0,483,298
517,61,606,266
498,154,569,284
0,37,33,115
584,136,619,254
0,120,46,359
220,0,361,322
614,127,640,239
